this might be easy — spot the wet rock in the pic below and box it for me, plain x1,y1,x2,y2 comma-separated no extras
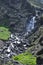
0,0,35,33
0,40,5,49
0,56,23,65
37,57,43,65
39,37,43,46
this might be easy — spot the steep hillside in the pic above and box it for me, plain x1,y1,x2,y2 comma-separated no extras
27,0,43,9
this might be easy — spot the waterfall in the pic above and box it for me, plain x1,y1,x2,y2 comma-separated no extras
26,16,36,33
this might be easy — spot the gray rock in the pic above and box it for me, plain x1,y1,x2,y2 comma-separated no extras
0,40,5,49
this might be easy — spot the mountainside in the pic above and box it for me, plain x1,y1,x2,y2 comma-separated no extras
0,0,35,33
0,0,43,65
27,0,43,9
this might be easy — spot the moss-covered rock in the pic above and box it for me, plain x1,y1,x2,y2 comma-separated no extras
12,52,36,65
0,27,10,40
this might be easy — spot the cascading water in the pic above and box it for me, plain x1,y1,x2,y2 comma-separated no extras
23,16,38,37
26,16,37,33
25,10,41,35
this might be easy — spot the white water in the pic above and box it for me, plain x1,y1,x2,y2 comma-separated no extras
26,16,36,32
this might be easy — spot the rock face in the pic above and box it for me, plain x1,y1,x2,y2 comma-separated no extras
36,37,43,65
37,57,43,65
0,40,5,49
0,57,23,65
27,0,43,9
0,0,43,65
0,0,35,33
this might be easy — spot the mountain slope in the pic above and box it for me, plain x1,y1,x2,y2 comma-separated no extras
27,0,43,9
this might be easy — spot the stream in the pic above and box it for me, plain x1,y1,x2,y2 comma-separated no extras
26,16,37,33
0,14,39,58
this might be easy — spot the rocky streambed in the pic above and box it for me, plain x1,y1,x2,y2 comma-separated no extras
0,0,43,65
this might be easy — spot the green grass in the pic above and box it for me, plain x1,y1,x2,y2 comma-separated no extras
12,52,36,65
0,27,10,40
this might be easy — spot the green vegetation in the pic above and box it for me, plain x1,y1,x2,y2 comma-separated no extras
12,52,36,65
0,27,10,40
0,18,9,27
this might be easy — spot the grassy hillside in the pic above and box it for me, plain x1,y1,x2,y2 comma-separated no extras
12,51,36,65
